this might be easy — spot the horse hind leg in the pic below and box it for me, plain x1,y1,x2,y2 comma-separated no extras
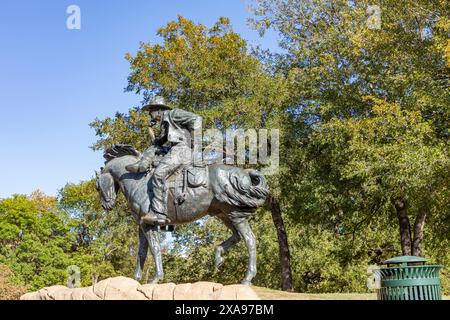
215,215,240,269
232,218,257,285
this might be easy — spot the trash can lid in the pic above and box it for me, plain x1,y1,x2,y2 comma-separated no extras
384,255,428,265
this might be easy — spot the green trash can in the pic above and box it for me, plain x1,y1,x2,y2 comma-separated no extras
374,256,442,300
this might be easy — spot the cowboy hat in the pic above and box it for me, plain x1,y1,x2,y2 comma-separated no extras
141,96,172,113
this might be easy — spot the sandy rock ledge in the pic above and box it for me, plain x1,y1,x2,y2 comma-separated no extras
20,276,260,300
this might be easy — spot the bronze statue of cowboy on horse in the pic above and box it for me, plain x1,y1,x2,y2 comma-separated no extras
95,97,269,284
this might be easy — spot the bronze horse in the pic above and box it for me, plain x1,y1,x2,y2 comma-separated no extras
95,144,269,284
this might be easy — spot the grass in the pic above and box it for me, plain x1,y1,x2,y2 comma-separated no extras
252,286,450,300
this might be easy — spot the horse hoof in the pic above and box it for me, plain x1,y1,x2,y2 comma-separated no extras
149,274,164,284
215,257,224,269
241,279,252,285
148,278,161,284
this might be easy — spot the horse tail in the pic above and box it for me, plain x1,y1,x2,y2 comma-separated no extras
242,169,270,205
215,167,269,210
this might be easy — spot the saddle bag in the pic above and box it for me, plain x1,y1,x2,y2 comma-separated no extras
186,166,208,188
170,165,208,206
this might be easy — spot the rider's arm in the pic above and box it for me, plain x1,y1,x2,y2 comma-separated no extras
170,109,202,132
154,121,168,146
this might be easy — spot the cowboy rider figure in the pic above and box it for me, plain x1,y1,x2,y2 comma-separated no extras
126,96,202,225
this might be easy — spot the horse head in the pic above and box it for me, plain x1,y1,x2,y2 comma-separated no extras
95,167,119,211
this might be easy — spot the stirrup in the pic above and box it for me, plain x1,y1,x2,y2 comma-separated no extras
141,213,171,225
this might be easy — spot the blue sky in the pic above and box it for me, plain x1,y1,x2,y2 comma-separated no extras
0,0,279,198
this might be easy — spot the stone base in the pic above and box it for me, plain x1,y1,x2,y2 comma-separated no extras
20,277,260,300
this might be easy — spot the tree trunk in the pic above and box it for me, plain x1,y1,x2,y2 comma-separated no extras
412,204,427,257
393,197,412,256
269,195,294,291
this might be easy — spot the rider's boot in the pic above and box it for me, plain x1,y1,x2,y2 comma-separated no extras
126,154,152,173
141,210,171,225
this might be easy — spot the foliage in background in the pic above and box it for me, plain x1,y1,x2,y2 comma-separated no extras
0,191,75,290
250,0,449,291
0,264,29,300
124,15,288,129
58,181,139,285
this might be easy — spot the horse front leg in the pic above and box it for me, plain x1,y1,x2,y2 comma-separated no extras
143,224,164,284
233,219,257,285
134,224,149,281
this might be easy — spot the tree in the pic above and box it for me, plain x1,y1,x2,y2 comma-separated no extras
58,181,140,285
313,97,448,255
0,263,29,300
0,192,75,290
251,0,449,128
125,16,288,128
250,0,449,256
90,109,151,152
